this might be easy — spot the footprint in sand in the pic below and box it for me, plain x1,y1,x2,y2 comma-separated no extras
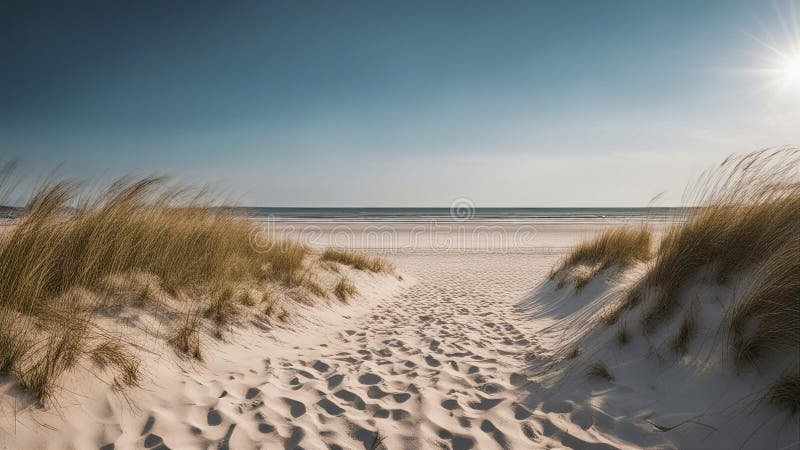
245,387,260,399
451,434,477,450
282,398,306,418
334,389,367,410
478,383,504,394
357,373,382,385
143,433,163,448
425,355,441,367
207,409,222,426
367,385,390,399
327,373,345,390
312,360,330,372
468,395,503,411
441,398,460,410
513,403,533,420
317,398,346,416
392,392,411,403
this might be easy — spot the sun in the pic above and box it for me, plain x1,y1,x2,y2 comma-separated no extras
751,37,800,96
776,51,800,90
744,4,800,99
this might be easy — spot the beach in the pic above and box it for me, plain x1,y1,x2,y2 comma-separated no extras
0,214,668,449
5,1,799,447
1,205,798,449
0,214,592,449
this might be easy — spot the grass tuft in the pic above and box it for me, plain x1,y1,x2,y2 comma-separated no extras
169,313,203,360
565,346,583,360
304,276,328,298
333,277,358,302
321,249,394,273
555,227,651,275
238,291,256,306
586,362,614,382
14,313,91,404
261,288,279,318
203,286,238,326
91,340,141,388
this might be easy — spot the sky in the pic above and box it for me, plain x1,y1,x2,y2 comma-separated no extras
1,0,799,207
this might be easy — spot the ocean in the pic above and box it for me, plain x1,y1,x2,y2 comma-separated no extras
232,207,687,223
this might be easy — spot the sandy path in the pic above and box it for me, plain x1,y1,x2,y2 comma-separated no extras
112,251,559,450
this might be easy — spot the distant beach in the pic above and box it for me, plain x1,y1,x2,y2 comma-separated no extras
235,206,688,223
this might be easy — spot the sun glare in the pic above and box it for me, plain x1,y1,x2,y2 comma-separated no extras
783,54,800,86
754,42,800,96
779,52,800,89
747,4,800,99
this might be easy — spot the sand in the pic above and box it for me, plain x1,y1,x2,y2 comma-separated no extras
1,220,796,449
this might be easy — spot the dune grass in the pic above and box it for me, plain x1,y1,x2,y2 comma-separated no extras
333,276,358,302
170,313,203,360
91,340,142,388
638,149,800,331
586,362,614,382
0,173,343,404
561,148,799,413
553,227,651,288
728,236,799,370
321,248,394,274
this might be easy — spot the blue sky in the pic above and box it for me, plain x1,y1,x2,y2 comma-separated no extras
2,0,799,206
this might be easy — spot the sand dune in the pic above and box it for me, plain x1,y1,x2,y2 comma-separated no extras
1,248,561,449
518,264,800,450
3,219,797,449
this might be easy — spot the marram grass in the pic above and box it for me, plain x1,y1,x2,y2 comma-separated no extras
557,147,800,414
0,172,391,404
